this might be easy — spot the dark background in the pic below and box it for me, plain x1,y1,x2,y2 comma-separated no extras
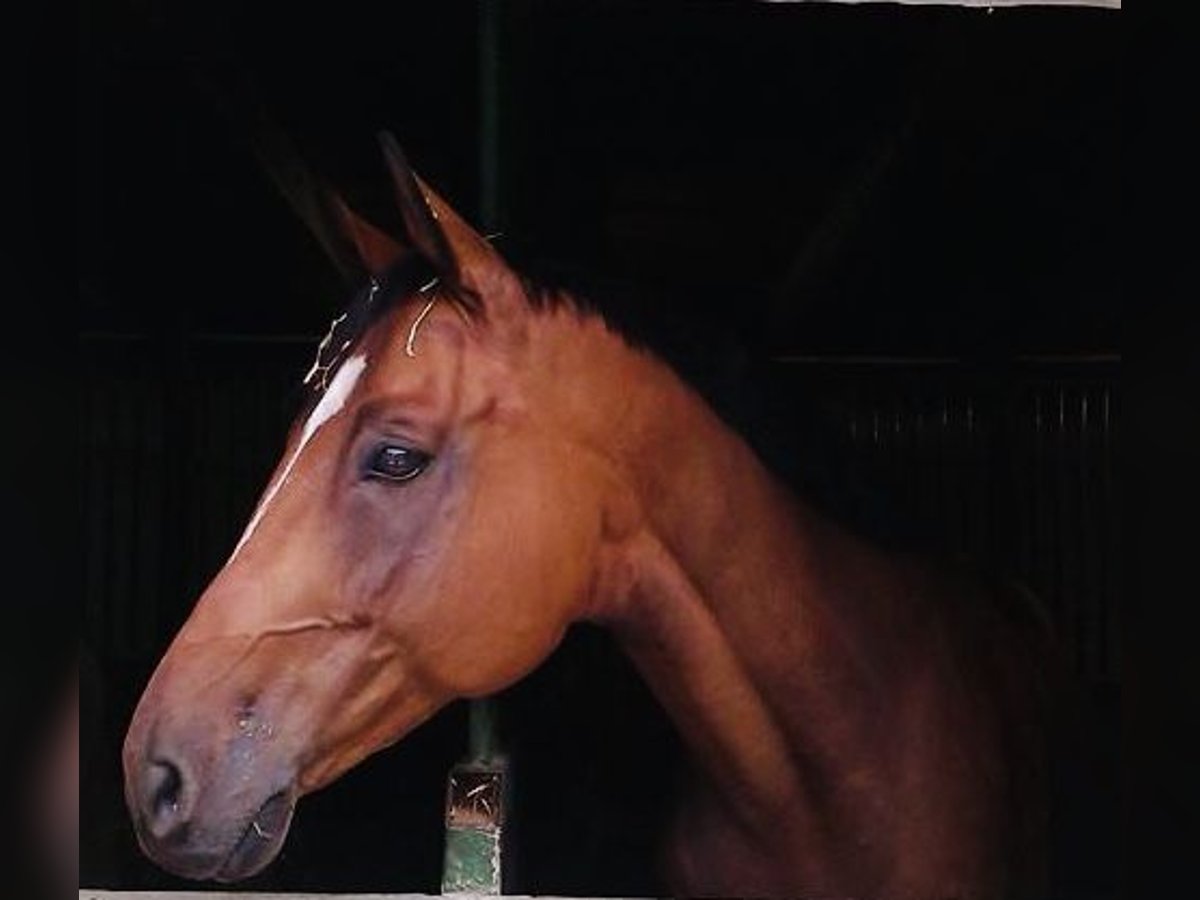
80,1,1120,897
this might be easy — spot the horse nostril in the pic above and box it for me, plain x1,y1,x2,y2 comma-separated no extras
143,759,189,836
151,761,182,816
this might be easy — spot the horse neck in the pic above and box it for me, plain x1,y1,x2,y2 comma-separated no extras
540,310,924,842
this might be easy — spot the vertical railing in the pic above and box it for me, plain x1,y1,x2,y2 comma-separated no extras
799,356,1119,683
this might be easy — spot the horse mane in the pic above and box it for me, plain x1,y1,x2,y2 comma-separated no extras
502,241,931,553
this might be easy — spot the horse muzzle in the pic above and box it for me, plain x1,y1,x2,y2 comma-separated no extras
124,693,299,881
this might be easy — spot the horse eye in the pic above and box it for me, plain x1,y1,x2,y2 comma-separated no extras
366,444,430,483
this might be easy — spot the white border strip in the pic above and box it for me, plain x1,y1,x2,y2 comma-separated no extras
759,1,1120,7
80,893,637,900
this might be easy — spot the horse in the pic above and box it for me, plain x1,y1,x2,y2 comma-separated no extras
123,136,1052,898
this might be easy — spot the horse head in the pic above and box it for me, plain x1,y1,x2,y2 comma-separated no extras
122,138,634,881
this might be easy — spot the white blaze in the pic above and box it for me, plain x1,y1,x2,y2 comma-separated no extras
228,353,369,562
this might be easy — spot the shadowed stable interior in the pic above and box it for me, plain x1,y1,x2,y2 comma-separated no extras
81,2,1118,896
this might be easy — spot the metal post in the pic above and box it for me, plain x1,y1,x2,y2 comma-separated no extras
478,0,502,231
468,694,499,762
441,3,509,894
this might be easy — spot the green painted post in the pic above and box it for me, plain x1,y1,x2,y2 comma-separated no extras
442,3,509,895
441,759,506,894
469,693,499,762
478,0,502,232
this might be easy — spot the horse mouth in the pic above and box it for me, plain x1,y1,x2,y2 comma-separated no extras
215,791,295,882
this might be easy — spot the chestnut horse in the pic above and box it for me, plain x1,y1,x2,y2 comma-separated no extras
123,139,1051,898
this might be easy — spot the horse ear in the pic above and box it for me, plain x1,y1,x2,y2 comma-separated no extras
329,194,408,278
378,132,523,321
379,133,461,278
